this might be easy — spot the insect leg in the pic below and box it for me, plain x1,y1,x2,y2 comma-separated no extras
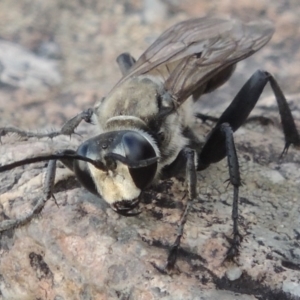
197,122,243,261
165,148,197,270
219,123,242,260
268,74,300,156
195,113,219,123
199,70,300,166
195,112,274,126
196,70,300,261
0,108,93,141
116,53,136,75
0,159,57,232
195,112,274,128
159,129,241,267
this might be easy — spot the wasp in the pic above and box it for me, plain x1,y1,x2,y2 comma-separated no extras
0,17,299,270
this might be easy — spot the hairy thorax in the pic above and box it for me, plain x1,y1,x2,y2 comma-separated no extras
95,76,162,130
94,75,192,173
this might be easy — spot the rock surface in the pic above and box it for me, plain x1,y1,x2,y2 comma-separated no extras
0,1,300,299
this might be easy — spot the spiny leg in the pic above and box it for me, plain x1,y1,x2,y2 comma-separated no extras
0,52,137,141
220,123,242,260
196,70,300,262
0,159,57,232
0,108,93,141
153,148,197,272
166,148,197,270
195,113,273,126
0,149,109,232
197,70,300,157
268,75,300,156
199,70,300,167
195,113,219,123
223,71,300,155
196,123,243,262
0,53,136,231
158,127,241,267
116,52,136,75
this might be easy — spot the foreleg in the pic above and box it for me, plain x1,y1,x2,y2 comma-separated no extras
0,109,93,141
0,159,57,232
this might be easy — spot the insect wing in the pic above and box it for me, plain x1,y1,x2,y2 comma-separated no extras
115,17,274,104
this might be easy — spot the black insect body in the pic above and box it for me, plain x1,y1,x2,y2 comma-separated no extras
0,17,299,270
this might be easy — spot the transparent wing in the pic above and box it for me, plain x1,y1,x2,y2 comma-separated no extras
115,17,274,105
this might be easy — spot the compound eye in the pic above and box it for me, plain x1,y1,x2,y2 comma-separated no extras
73,142,99,196
122,132,156,161
122,132,157,189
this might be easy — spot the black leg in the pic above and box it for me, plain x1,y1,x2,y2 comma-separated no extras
153,148,197,272
268,75,300,156
0,108,93,141
0,159,57,232
116,53,136,75
198,70,300,167
195,70,300,262
220,123,243,260
166,148,197,270
188,122,242,263
195,113,274,126
195,113,219,123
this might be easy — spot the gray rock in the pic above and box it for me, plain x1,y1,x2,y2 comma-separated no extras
282,281,300,298
0,40,61,91
226,267,243,281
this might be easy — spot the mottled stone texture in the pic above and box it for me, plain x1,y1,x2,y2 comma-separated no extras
0,1,300,299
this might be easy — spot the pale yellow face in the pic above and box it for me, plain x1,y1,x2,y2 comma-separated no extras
88,162,141,205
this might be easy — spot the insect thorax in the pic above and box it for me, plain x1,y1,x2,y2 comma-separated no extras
94,76,162,127
94,75,190,175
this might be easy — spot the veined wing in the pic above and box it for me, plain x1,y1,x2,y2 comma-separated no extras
115,17,274,105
